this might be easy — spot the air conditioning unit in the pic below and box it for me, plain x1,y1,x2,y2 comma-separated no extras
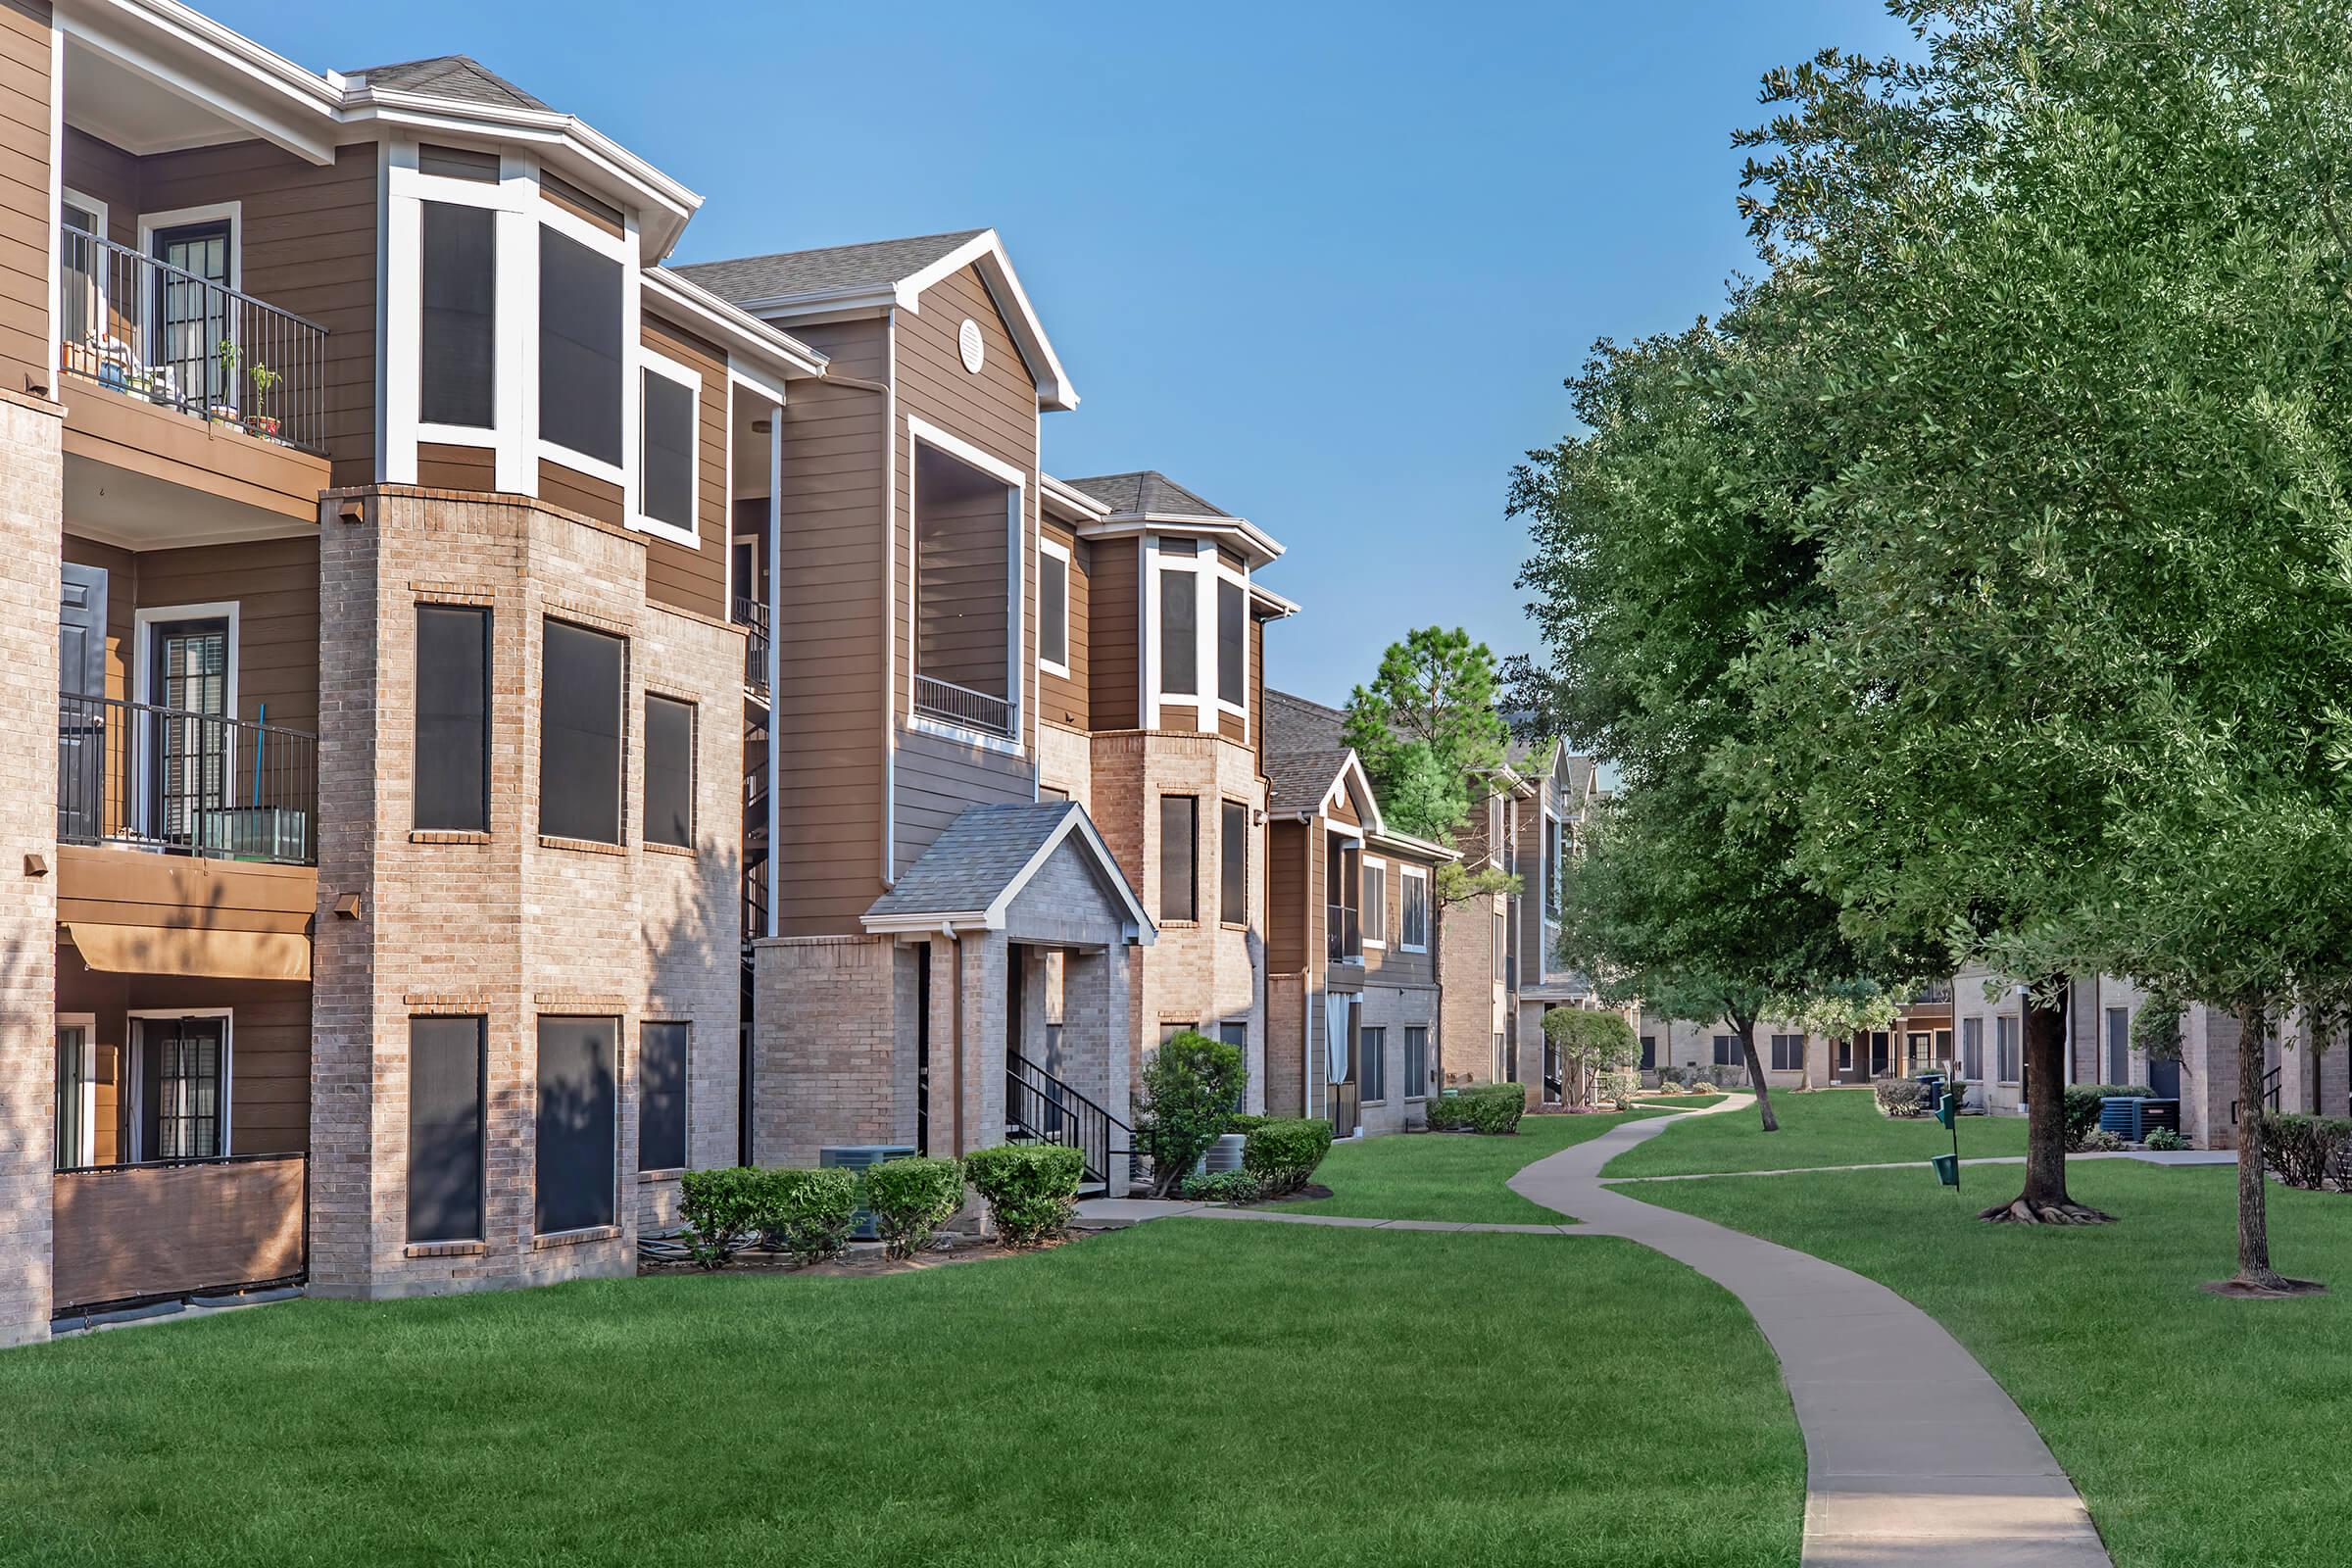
197,807,311,863
819,1144,916,1240
1194,1133,1247,1176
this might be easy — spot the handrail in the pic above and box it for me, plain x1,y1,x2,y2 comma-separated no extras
732,595,769,694
1005,1052,1129,1190
2230,1063,2285,1126
914,673,1015,738
58,225,331,455
58,692,318,866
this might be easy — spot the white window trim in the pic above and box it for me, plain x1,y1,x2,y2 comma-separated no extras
1149,536,1202,719
1037,534,1071,679
1359,1025,1387,1104
125,1007,234,1162
1399,863,1430,953
133,601,242,830
1211,557,1250,720
632,345,701,549
56,1013,97,1170
62,187,106,234
904,415,1027,752
138,201,242,292
1361,855,1388,950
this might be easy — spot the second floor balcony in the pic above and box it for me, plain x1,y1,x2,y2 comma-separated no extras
59,694,318,868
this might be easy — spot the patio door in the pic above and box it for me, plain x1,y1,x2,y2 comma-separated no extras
147,616,229,847
58,564,107,844
135,1014,228,1160
55,1023,96,1170
1326,994,1358,1137
152,220,232,414
1868,1031,1890,1077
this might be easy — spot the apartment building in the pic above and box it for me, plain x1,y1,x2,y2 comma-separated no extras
1502,740,1616,1101
1437,772,1523,1090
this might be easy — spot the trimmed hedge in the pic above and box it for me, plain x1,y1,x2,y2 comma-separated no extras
1242,1118,1334,1196
1177,1169,1265,1204
964,1144,1084,1249
863,1156,965,1260
677,1167,766,1269
2262,1114,2352,1191
761,1167,861,1266
2064,1083,2151,1150
1426,1083,1528,1135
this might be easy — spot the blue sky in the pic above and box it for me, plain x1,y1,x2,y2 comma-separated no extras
212,1,1917,706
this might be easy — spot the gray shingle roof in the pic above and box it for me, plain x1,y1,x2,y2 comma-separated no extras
863,801,1084,921
350,56,550,112
1061,470,1233,519
1265,749,1350,816
1263,690,1352,814
674,230,987,305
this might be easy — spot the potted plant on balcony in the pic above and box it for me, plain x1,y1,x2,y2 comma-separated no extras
244,360,281,441
207,338,241,426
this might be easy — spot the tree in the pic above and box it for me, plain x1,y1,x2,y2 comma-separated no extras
1543,1008,1638,1108
1135,1031,1248,1198
1343,628,1509,842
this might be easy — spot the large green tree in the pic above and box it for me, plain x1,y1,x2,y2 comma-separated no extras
1342,627,1509,843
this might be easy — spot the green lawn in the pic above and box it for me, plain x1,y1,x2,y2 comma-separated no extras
1642,1159,2352,1567
1601,1085,2029,1178
1630,1094,1729,1111
0,1221,1802,1568
1280,1110,1680,1223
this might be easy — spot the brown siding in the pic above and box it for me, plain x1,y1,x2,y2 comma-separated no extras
1218,709,1246,744
770,317,889,934
139,535,321,736
62,379,328,520
1090,537,1139,729
1268,818,1308,973
1250,614,1266,774
63,533,133,703
539,458,624,526
416,441,496,492
1160,702,1198,732
640,312,729,621
0,1,50,396
1039,524,1088,729
1328,789,1360,827
1361,850,1439,987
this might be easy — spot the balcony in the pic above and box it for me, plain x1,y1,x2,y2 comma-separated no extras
914,673,1016,739
59,694,318,867
1326,903,1361,965
52,1152,307,1317
734,594,770,697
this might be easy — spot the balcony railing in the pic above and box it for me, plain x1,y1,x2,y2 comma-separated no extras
52,1152,307,1316
59,694,318,866
59,225,330,455
914,673,1015,739
733,595,770,696
1327,904,1361,964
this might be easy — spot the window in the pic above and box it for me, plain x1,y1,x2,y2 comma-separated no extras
1039,540,1070,675
146,614,229,843
1360,1026,1387,1102
639,1021,688,1173
1713,1034,1740,1068
639,362,697,537
1159,1022,1197,1046
1838,1035,1854,1072
1362,858,1387,948
1770,1033,1804,1073
1640,1034,1657,1070
1220,799,1248,925
540,620,624,844
1961,1016,1984,1079
408,1016,484,1243
419,201,495,429
416,606,489,831
1219,1021,1248,1050
142,1014,227,1159
1494,1032,1506,1081
1494,910,1505,981
1995,1015,2021,1084
535,1016,616,1234
1404,1026,1429,1099
1399,866,1429,952
1217,577,1245,708
1158,564,1197,696
643,694,695,849
538,226,623,466
153,219,232,409
53,1022,94,1170
2105,1006,2131,1084
1159,795,1198,922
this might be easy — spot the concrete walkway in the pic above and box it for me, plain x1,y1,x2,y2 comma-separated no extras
1511,1097,2112,1568
1605,1148,2235,1184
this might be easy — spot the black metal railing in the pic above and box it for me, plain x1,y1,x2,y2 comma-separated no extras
59,226,330,455
2230,1064,2284,1126
1326,904,1360,963
58,694,317,865
1005,1053,1128,1191
914,673,1015,738
733,595,769,695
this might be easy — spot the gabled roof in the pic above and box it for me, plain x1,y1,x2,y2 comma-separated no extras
862,802,1153,942
345,55,548,112
1265,748,1353,817
1062,470,1233,520
1054,467,1284,565
1263,690,1384,831
676,227,1077,412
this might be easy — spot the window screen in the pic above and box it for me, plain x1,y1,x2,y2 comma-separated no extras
1219,1021,1248,1050
1404,1026,1428,1096
415,606,489,831
639,1021,688,1172
1040,549,1068,668
1159,794,1198,922
535,1016,615,1234
1362,862,1386,945
1713,1035,1740,1067
408,1016,484,1243
1219,800,1248,924
1159,568,1197,695
420,202,495,429
643,693,694,849
1962,1016,1984,1079
1770,1033,1805,1072
1400,870,1429,950
1640,1035,1657,1070
1360,1027,1386,1102
1995,1015,2021,1082
640,368,696,532
541,620,624,843
1217,576,1245,707
538,227,623,465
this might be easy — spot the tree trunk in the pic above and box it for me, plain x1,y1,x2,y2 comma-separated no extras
2231,997,2291,1292
1736,1016,1779,1133
1979,980,2113,1224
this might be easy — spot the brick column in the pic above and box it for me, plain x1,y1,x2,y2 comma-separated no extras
0,392,61,1348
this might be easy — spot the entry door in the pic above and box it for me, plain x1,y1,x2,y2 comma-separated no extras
55,1024,95,1170
152,220,232,413
148,617,229,845
137,1015,227,1160
58,564,108,844
1869,1031,1890,1077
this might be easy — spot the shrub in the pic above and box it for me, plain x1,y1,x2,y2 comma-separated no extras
1646,1081,1685,1098
1596,1067,1642,1108
2080,1128,2125,1153
1178,1169,1265,1204
2063,1084,2151,1150
2261,1114,2352,1192
1426,1083,1528,1134
2144,1127,2187,1152
676,1167,765,1269
964,1144,1084,1248
1873,1077,1928,1117
1242,1118,1335,1196
1543,1009,1639,1106
758,1167,862,1265
862,1156,965,1260
1137,1031,1250,1197
1225,1113,1274,1136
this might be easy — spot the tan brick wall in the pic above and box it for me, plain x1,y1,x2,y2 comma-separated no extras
1436,890,1505,1088
313,487,743,1298
752,934,904,1167
1356,981,1438,1135
0,394,62,1347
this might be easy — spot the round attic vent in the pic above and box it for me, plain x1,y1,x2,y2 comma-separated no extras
958,318,986,375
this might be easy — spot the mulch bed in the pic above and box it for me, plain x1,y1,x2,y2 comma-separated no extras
637,1230,1092,1281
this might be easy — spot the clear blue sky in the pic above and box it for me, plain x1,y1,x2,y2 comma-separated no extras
212,1,1917,707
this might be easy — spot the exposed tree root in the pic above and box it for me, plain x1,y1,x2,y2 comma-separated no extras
1975,1198,2117,1225
2199,1274,2328,1298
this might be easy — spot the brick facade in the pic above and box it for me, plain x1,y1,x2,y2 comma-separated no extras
312,487,743,1298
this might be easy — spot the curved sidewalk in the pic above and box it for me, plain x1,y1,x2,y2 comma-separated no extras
1511,1098,2111,1568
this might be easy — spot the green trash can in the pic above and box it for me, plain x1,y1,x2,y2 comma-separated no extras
1931,1152,1961,1187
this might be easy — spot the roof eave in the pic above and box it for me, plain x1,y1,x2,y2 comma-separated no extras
643,268,830,384
1075,514,1286,568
